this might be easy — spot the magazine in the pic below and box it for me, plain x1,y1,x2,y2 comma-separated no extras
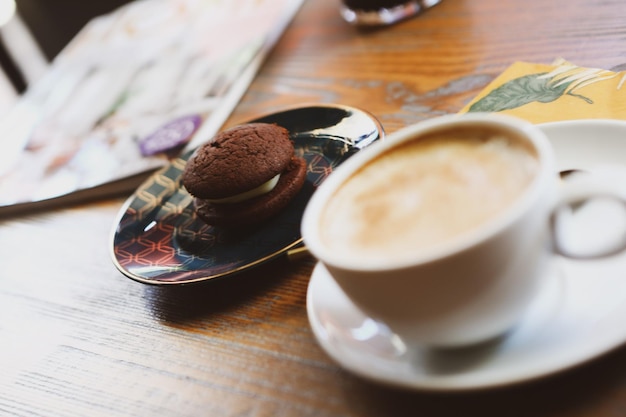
0,0,304,215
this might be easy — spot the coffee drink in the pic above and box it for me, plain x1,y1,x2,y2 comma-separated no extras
304,114,626,348
319,127,539,264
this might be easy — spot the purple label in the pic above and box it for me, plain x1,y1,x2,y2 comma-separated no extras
139,114,202,156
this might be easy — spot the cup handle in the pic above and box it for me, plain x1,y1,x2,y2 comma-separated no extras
551,172,626,259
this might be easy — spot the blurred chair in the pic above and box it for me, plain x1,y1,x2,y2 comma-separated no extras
0,0,37,111
0,0,132,100
15,0,133,61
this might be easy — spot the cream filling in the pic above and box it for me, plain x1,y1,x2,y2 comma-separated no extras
205,174,280,204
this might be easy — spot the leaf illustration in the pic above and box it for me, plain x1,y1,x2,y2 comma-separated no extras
468,72,591,113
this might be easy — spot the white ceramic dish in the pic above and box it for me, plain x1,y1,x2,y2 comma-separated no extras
306,119,626,391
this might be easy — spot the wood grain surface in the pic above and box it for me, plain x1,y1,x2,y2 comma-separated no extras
2,0,626,416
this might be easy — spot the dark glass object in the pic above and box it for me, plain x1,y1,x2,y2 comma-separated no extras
340,0,441,26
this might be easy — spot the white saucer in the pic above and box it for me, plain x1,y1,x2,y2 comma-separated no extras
306,119,626,391
540,119,626,173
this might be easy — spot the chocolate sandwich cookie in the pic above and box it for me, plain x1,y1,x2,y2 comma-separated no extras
182,123,307,227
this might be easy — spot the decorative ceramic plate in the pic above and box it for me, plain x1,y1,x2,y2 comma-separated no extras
110,104,383,284
306,119,626,391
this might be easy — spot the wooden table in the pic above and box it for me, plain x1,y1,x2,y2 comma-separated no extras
2,0,626,415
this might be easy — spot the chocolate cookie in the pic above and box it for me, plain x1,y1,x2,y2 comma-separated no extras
194,156,307,227
183,123,295,199
182,123,307,227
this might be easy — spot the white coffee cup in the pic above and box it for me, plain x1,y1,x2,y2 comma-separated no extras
301,113,626,348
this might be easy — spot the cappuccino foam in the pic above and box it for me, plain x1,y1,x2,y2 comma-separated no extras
320,128,539,264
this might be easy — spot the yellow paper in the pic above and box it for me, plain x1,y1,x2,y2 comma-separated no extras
460,61,626,124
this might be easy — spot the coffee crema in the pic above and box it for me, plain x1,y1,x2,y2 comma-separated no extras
319,127,539,264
